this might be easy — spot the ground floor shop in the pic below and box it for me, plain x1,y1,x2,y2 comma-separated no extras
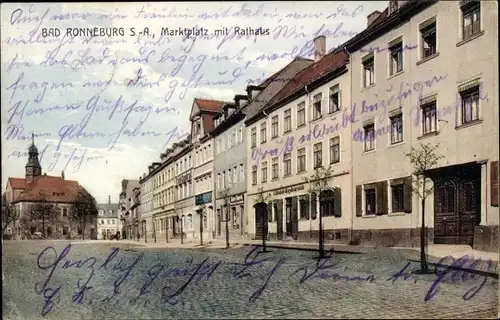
247,161,499,252
215,192,247,241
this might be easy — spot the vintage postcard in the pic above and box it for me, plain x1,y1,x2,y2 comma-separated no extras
1,1,499,319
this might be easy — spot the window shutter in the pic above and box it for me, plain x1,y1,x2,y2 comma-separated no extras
356,186,362,217
403,176,413,213
334,188,342,217
491,161,499,207
267,202,273,222
376,181,388,215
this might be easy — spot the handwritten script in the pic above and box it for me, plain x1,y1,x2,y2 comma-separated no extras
34,244,496,316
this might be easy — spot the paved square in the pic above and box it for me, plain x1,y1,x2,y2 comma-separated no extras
2,241,498,319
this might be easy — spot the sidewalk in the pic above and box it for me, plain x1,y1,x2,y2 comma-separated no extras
97,238,498,262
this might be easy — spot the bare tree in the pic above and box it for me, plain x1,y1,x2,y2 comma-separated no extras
2,193,18,238
29,191,58,238
253,187,271,252
220,188,231,249
197,203,207,246
69,189,98,240
303,165,336,259
405,142,444,274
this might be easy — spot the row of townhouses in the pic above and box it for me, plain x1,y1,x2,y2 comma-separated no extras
122,0,498,252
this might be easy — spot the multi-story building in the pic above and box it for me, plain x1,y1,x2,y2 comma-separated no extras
4,136,97,239
244,0,498,252
213,57,312,241
97,196,119,239
344,0,498,251
173,139,194,239
118,179,140,240
139,162,156,242
245,39,352,242
152,146,178,242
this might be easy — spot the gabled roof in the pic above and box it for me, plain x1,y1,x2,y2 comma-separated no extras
190,98,229,121
243,57,314,124
266,50,349,108
8,176,87,203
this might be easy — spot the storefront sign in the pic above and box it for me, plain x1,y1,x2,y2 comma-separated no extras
230,193,244,203
195,191,212,205
273,184,305,196
177,172,192,184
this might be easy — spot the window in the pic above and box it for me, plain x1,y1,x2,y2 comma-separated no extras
297,148,306,173
313,142,322,168
460,86,480,124
271,115,279,138
251,127,256,148
363,124,375,151
284,109,291,133
390,113,403,144
203,214,208,229
462,1,480,39
62,208,68,217
420,20,437,59
227,169,232,186
231,132,236,147
297,102,306,127
391,184,404,212
240,164,244,182
299,197,309,220
363,55,375,87
389,0,398,14
101,220,104,224
284,153,292,176
252,166,257,185
365,188,376,215
389,41,403,75
107,219,110,224
233,166,237,183
311,193,317,220
222,171,226,188
261,161,268,183
187,214,193,229
217,173,221,189
421,101,437,134
329,136,340,164
272,157,279,179
313,93,322,120
260,122,267,143
329,85,340,113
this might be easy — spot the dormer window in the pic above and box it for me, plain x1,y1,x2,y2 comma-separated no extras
389,1,398,15
195,121,201,135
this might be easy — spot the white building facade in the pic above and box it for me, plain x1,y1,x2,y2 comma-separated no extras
245,38,353,242
346,0,498,250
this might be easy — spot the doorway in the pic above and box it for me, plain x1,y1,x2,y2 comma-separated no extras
433,164,481,245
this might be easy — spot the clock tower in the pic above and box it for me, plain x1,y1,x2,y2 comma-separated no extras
25,133,42,180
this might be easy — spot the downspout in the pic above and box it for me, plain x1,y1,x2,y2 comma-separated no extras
304,85,312,239
344,46,354,245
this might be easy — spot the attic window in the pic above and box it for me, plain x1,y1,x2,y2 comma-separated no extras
389,1,398,15
52,192,64,196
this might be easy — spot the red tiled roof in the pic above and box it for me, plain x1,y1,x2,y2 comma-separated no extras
267,51,349,108
194,98,229,112
8,176,86,203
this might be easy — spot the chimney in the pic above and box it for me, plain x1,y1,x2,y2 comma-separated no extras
61,171,65,179
108,195,111,204
313,35,326,62
367,10,382,27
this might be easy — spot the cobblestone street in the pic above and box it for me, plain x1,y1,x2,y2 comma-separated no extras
2,241,498,319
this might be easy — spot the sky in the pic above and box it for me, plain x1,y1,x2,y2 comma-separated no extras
1,2,388,203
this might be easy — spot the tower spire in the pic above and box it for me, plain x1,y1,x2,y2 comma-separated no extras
32,132,35,145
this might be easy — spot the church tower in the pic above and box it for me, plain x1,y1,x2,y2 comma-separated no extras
25,133,42,180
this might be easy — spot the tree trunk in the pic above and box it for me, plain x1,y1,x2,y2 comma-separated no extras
420,197,429,273
42,216,45,237
319,202,325,259
200,212,204,246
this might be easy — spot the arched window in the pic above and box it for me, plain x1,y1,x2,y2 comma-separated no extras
187,214,193,229
203,214,208,229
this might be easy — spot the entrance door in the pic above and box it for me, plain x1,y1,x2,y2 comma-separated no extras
434,168,480,245
285,198,292,237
